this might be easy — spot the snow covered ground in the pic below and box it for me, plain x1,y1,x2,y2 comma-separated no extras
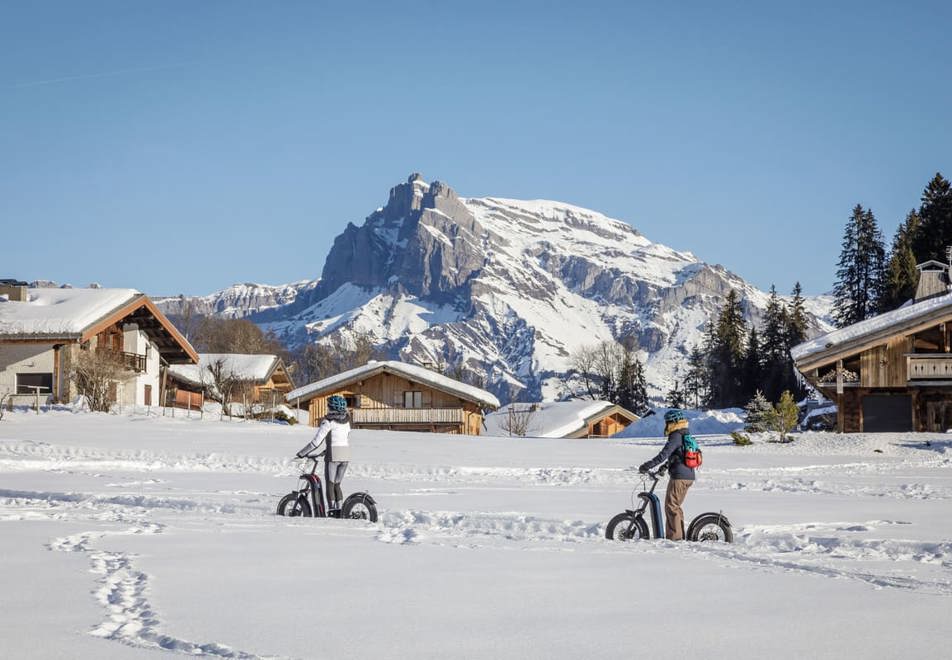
1,410,950,659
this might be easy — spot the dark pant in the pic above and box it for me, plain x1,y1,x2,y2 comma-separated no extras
664,479,693,541
324,461,348,506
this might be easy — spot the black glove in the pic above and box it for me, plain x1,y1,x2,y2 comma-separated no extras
638,463,649,474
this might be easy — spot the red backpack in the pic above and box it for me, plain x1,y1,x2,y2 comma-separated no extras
682,434,703,469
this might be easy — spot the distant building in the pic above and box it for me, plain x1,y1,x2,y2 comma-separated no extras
167,353,294,409
0,285,197,407
791,261,952,432
483,400,639,438
286,360,499,435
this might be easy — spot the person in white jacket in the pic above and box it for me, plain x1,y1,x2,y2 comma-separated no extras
296,394,351,516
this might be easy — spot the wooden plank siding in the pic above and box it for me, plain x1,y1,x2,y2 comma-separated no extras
802,318,952,432
305,371,484,434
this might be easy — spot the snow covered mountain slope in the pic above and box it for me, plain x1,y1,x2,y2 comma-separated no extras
154,280,318,320
166,174,833,403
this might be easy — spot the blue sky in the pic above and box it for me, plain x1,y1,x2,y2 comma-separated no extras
2,1,950,297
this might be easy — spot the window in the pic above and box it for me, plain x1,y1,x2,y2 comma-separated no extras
344,395,359,409
16,373,53,394
403,391,422,408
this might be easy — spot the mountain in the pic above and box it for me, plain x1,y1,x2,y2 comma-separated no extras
162,174,833,403
154,281,318,320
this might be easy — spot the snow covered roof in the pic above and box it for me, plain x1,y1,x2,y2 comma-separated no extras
0,287,140,338
285,360,500,409
791,291,952,367
168,354,282,387
483,399,635,438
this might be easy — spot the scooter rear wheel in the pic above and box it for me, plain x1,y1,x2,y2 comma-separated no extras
277,493,312,517
605,513,650,541
687,512,733,543
342,495,378,523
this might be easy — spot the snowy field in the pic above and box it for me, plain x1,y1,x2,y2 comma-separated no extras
1,410,950,659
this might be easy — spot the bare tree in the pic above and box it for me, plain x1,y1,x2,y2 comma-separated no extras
71,349,128,412
289,331,382,385
499,404,538,437
0,391,11,421
569,340,624,400
205,358,241,418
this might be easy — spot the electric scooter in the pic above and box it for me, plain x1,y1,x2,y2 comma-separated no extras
276,452,378,522
605,467,732,542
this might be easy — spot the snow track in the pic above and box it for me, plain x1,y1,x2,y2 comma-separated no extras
48,522,282,659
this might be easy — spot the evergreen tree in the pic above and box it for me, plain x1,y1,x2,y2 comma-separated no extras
786,282,809,348
760,285,789,400
744,390,773,433
741,325,763,400
616,345,649,414
883,209,922,311
833,205,887,327
666,380,687,409
684,347,708,409
706,290,748,408
912,173,952,263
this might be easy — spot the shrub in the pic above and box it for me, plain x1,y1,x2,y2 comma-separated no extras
731,431,752,446
767,390,799,443
731,431,754,447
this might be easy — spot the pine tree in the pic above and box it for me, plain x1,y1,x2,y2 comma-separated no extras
744,390,773,433
786,282,808,348
616,345,649,415
882,209,921,311
684,347,708,409
741,325,763,400
760,285,789,400
833,205,887,327
912,173,952,263
666,381,687,409
706,290,748,408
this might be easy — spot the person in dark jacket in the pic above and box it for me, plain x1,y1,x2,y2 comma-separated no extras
639,409,695,540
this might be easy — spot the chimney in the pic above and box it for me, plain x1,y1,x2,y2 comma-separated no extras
914,259,951,303
0,281,29,302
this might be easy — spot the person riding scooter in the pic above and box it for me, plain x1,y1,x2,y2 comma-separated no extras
296,394,352,517
638,409,695,541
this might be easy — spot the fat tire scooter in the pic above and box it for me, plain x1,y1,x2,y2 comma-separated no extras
276,452,378,522
605,467,732,542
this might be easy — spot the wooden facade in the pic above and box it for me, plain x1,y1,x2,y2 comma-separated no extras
566,405,639,438
294,368,491,435
794,295,952,433
166,355,294,410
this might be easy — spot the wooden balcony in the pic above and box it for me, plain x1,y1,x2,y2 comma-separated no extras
907,354,952,381
121,352,148,374
350,407,465,425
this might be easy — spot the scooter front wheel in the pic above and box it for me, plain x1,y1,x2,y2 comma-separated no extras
687,512,733,543
605,512,650,541
277,493,313,518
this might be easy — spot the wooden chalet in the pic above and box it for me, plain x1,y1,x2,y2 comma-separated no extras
791,261,952,432
484,400,639,438
286,360,500,435
166,353,295,409
0,285,197,407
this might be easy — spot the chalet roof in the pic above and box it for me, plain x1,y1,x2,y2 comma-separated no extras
483,399,638,438
917,260,950,271
0,288,197,363
791,291,952,368
285,360,500,409
168,354,284,387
